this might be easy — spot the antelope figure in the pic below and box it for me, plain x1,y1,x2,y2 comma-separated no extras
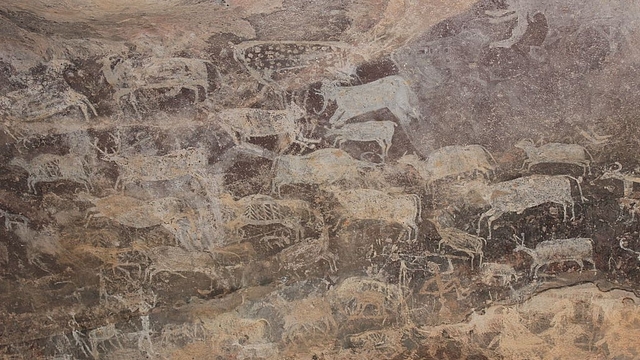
513,234,595,278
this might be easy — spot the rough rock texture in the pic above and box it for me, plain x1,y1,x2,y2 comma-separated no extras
1,0,640,358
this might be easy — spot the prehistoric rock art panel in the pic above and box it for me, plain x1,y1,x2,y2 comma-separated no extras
1,0,640,358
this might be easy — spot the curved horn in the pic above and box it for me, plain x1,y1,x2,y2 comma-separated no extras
613,162,623,172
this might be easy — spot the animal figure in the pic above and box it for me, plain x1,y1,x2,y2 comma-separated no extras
10,153,92,194
0,86,97,122
276,228,338,276
485,0,635,52
214,101,317,151
324,120,396,160
514,139,593,175
271,148,377,196
329,187,421,242
330,276,402,320
397,145,496,191
219,193,316,242
99,55,212,113
513,234,595,278
430,218,485,270
317,75,420,128
473,175,585,239
598,162,640,197
92,134,207,189
479,262,519,286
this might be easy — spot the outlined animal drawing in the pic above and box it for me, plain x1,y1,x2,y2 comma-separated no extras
329,187,421,242
397,145,497,191
219,193,318,242
514,139,593,175
213,101,318,151
485,0,635,52
92,133,207,189
324,120,396,160
270,148,377,196
430,219,485,270
10,153,92,194
317,75,420,128
0,86,97,122
512,234,595,278
597,162,640,197
473,175,585,239
99,55,213,113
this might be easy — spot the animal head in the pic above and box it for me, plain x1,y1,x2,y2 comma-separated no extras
599,162,623,180
514,138,535,149
396,153,422,168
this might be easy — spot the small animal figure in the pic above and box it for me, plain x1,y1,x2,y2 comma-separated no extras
514,139,593,175
324,120,396,160
513,234,595,278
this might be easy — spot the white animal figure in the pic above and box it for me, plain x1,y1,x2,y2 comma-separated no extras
324,120,396,160
513,234,595,278
270,148,377,196
330,276,402,320
473,175,585,239
0,86,97,122
214,101,317,151
276,228,337,275
219,193,317,242
397,145,497,191
317,75,420,128
598,162,640,197
485,0,634,51
139,245,224,283
99,55,212,112
514,139,594,175
431,220,485,270
10,153,92,194
92,134,207,189
479,262,519,286
329,187,421,242
77,193,190,229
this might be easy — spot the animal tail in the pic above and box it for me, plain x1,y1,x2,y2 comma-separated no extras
565,175,587,202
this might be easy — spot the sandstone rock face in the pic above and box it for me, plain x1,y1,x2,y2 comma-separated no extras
1,0,640,358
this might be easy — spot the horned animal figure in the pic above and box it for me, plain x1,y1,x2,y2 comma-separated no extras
480,262,519,286
317,75,420,128
92,133,207,189
329,187,421,242
430,216,485,270
598,162,640,197
473,175,585,239
0,87,97,122
10,153,92,194
324,120,396,160
213,101,318,151
270,148,378,197
99,55,213,113
398,145,496,192
485,0,633,52
219,193,316,242
513,234,595,278
514,139,593,175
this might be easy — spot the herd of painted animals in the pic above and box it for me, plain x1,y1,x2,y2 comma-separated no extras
0,33,640,354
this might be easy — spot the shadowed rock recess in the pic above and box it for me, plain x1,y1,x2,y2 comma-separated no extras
2,0,640,358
